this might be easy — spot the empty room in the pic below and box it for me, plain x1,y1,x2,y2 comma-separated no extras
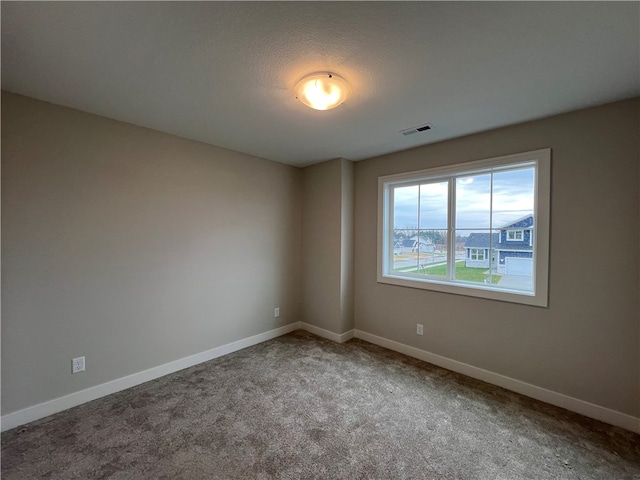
2,2,639,479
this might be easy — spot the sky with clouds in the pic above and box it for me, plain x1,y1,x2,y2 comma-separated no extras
393,167,534,234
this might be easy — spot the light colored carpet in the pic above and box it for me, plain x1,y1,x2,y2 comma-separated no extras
2,330,639,479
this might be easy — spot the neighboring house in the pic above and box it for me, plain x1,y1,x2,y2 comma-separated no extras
464,215,534,275
464,232,499,269
394,238,416,254
409,236,435,254
393,235,435,254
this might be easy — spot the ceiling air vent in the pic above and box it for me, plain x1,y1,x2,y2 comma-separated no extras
400,123,433,136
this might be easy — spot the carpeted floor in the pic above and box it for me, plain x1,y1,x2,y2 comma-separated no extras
2,330,640,479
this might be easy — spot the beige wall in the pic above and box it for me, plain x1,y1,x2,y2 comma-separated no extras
3,90,638,422
302,158,354,335
1,92,302,414
354,98,640,416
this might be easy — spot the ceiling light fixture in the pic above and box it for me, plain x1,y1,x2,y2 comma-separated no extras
294,72,351,111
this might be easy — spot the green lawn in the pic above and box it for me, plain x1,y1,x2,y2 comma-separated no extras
418,261,501,284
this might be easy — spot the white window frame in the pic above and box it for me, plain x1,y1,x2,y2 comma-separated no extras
377,148,550,307
507,230,524,241
470,248,485,261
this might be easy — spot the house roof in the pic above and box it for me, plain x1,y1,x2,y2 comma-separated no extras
465,233,533,252
465,233,499,249
2,3,638,166
500,214,534,229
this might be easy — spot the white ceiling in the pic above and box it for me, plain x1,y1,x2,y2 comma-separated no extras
2,2,639,167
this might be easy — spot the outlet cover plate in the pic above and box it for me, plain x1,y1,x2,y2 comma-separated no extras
72,356,85,374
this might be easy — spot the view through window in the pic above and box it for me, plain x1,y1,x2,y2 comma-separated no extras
379,149,550,306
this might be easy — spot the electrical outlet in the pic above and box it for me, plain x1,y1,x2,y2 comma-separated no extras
274,307,280,318
416,324,424,336
72,356,85,374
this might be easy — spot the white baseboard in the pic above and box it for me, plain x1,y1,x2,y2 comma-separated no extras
299,322,354,343
4,324,637,435
354,329,640,434
1,322,301,432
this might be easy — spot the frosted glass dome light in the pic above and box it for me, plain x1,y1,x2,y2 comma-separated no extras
294,73,351,111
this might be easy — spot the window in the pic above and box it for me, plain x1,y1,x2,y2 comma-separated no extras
507,230,524,241
378,149,550,306
470,248,485,261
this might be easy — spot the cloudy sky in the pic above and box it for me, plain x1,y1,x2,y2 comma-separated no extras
393,167,534,233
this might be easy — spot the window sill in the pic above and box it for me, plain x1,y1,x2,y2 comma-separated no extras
377,273,547,307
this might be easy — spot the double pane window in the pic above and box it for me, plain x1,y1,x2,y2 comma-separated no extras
378,149,550,306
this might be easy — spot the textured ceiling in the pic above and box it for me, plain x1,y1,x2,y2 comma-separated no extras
2,2,639,167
